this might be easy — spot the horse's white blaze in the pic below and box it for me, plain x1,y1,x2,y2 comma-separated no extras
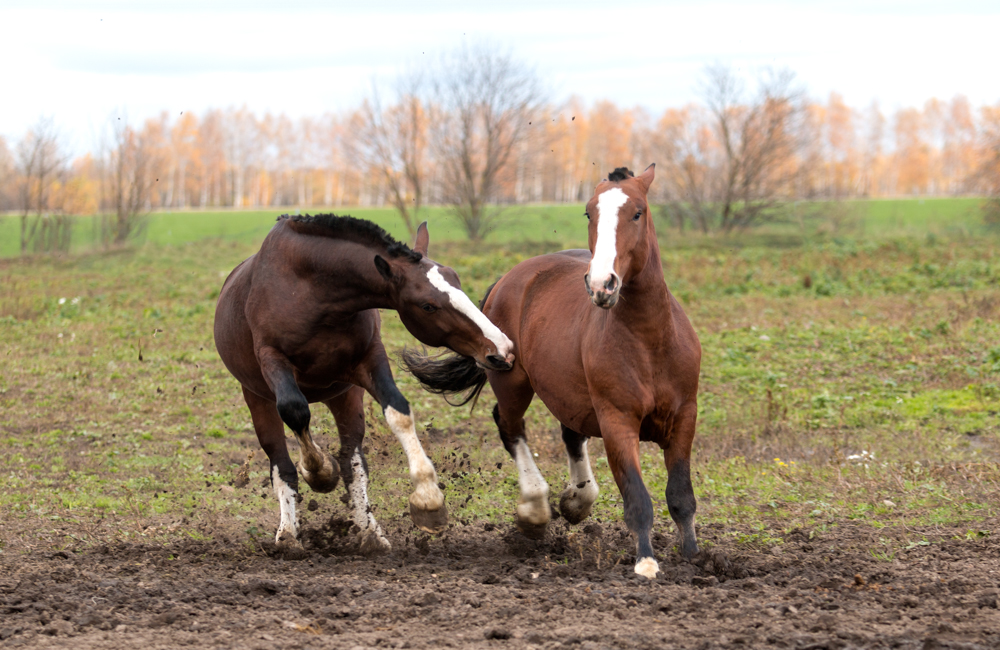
513,439,550,525
426,265,514,360
272,465,298,543
589,187,628,294
386,406,444,511
635,556,660,580
567,440,599,507
346,448,389,545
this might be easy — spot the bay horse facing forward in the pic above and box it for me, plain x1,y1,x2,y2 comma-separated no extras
405,166,701,578
215,214,514,553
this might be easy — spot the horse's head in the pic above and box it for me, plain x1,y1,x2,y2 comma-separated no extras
374,222,514,371
583,164,656,309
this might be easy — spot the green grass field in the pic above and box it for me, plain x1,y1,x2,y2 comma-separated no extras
0,204,588,257
0,197,990,258
1,198,999,558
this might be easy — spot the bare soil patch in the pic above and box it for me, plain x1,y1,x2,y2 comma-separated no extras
2,517,999,649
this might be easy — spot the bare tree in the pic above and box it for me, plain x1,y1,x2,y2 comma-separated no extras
0,135,14,212
101,114,156,246
15,117,69,253
657,66,804,233
353,75,429,237
652,106,719,233
430,45,544,240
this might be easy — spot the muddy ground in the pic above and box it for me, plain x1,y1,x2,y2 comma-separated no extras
2,515,999,650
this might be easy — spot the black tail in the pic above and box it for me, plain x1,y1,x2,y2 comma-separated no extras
401,350,487,407
400,280,501,408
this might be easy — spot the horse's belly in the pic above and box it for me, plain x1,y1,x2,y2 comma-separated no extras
523,336,599,436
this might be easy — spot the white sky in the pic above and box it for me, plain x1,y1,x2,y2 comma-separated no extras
2,0,999,155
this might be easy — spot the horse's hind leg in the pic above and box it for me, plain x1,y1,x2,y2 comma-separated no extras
491,371,549,538
258,346,339,494
663,406,698,559
242,386,301,549
558,425,599,525
358,347,447,534
324,387,391,555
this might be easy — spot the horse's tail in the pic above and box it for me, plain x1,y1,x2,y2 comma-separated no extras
400,279,501,408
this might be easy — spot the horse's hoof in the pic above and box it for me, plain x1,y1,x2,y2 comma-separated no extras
515,498,552,539
559,489,593,525
276,529,300,548
634,557,660,579
680,538,699,559
516,517,548,540
358,529,392,556
299,458,340,494
275,531,307,560
410,502,448,534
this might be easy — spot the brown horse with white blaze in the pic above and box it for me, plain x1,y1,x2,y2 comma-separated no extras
214,214,513,554
404,165,701,579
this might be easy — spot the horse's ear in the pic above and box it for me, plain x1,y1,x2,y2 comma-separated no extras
374,255,393,281
636,163,655,193
413,221,429,256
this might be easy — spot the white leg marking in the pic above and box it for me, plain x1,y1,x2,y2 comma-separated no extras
426,265,514,360
346,448,390,550
635,557,660,580
513,439,550,526
272,465,298,545
385,406,444,512
567,440,599,506
588,187,628,294
561,440,599,522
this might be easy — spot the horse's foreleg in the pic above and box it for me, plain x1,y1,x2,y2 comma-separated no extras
257,346,339,494
325,388,390,555
242,386,300,549
559,425,599,525
361,353,447,534
600,411,658,579
664,406,698,559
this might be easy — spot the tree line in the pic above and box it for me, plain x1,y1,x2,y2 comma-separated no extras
2,46,999,251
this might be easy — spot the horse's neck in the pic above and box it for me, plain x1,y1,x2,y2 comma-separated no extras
308,242,396,314
617,239,674,336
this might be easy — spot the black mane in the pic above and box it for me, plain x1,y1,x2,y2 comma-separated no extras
607,167,634,182
279,213,422,263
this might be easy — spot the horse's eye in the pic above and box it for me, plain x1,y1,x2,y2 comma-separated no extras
584,212,590,221
633,210,642,221
421,303,438,314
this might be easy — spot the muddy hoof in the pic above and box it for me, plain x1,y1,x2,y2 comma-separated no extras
516,517,548,540
410,502,448,534
358,529,392,556
299,457,340,494
275,531,307,560
559,491,593,525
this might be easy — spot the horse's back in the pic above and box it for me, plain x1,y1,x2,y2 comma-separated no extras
485,250,592,334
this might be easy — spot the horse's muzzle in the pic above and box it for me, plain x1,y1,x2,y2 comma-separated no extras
584,273,619,310
481,353,514,371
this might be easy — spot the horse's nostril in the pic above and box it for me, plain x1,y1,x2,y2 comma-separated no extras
487,354,506,367
604,274,619,292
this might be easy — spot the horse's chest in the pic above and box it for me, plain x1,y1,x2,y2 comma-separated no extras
639,406,676,442
289,321,377,383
